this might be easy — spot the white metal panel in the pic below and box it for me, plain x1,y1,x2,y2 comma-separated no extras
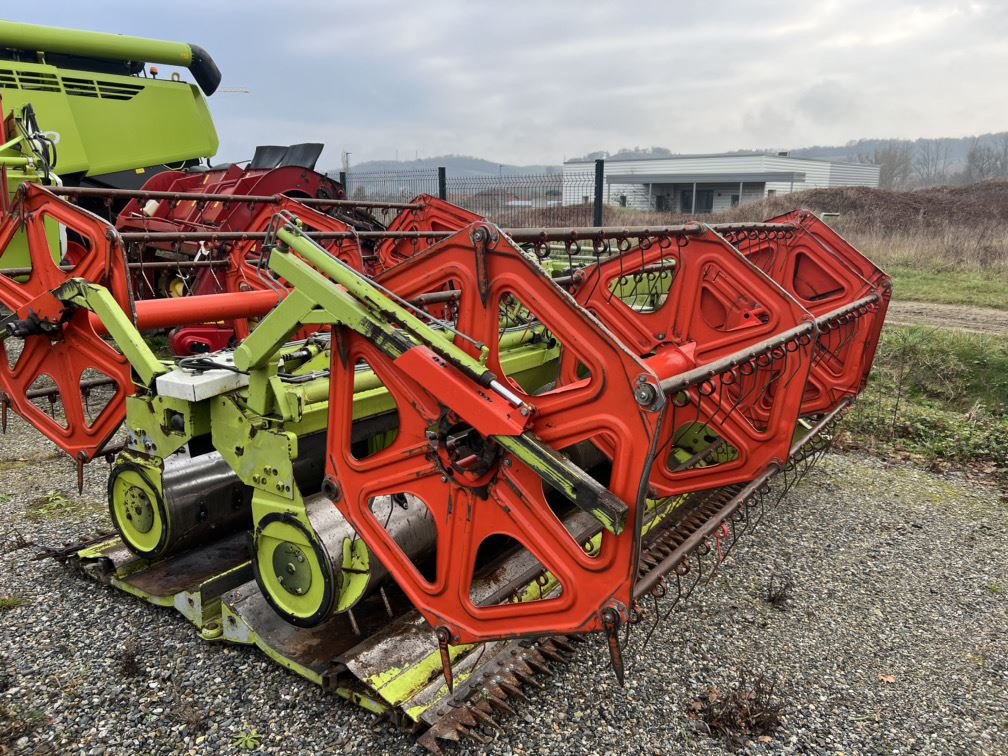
827,162,881,187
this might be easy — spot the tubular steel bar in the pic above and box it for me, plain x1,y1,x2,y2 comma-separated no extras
711,222,798,234
88,289,279,335
1,260,229,277
26,376,117,400
815,294,880,328
119,225,705,244
116,222,797,245
632,397,852,599
658,321,816,396
45,186,421,210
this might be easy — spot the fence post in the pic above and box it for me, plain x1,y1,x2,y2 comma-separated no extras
593,159,605,227
338,170,347,188
437,167,447,200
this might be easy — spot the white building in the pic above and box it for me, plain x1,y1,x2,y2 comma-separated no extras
562,152,880,214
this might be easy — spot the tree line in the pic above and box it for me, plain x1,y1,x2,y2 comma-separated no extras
853,135,1008,189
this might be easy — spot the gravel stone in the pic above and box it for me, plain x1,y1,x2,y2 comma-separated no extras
1,408,1006,755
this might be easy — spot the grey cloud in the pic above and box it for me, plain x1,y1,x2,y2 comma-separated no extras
10,1,1008,166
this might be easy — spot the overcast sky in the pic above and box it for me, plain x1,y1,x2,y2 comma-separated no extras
11,1,1008,168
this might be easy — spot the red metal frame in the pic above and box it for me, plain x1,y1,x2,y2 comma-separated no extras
0,185,280,460
375,195,482,272
726,211,891,414
330,224,664,643
0,185,133,461
567,229,815,496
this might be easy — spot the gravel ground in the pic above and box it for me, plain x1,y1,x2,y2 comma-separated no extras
1,408,1006,756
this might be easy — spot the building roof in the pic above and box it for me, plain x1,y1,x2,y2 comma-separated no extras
607,171,806,185
566,152,872,167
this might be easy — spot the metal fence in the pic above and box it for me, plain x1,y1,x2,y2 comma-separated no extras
339,160,605,228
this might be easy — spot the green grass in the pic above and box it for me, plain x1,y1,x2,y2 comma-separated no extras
24,491,99,522
842,326,1008,474
0,596,28,612
888,266,1008,310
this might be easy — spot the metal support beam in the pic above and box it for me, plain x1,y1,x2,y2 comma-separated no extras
592,159,604,227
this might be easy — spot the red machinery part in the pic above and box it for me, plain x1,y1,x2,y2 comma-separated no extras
566,228,816,497
165,195,475,351
722,211,891,414
116,164,345,253
374,195,482,272
330,223,665,643
0,184,282,461
0,184,134,461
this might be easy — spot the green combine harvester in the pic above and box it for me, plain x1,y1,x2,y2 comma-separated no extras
0,20,219,187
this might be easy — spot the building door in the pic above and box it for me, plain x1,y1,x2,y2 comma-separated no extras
680,188,715,213
730,194,740,207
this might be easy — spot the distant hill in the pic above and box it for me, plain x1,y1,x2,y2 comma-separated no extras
333,154,560,177
336,134,1008,189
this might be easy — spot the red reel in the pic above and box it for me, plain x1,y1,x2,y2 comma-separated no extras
327,223,663,643
0,184,133,461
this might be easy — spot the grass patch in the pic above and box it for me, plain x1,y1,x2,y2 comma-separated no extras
0,595,28,612
144,331,174,360
841,326,1008,476
24,491,98,522
0,705,45,749
886,266,1008,310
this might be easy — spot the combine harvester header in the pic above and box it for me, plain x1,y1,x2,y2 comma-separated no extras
0,26,890,751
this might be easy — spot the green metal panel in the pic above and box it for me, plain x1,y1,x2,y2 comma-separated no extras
0,59,218,175
0,21,194,67
0,111,59,270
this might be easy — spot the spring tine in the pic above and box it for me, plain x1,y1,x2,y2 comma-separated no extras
436,627,454,693
75,455,85,495
379,586,393,618
1,392,7,433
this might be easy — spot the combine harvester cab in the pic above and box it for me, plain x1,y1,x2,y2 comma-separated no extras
0,134,891,748
0,21,220,191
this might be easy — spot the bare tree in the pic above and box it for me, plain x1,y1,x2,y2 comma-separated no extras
913,139,951,185
873,140,915,189
966,137,1000,181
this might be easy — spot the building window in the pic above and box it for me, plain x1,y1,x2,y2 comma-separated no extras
618,194,627,207
680,189,714,213
730,194,740,208
766,189,776,198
